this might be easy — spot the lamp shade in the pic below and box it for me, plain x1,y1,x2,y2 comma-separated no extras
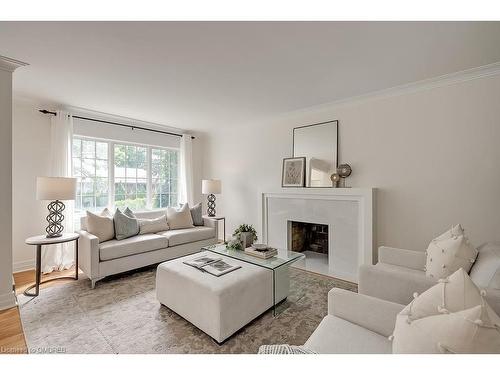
36,177,77,201
202,179,221,194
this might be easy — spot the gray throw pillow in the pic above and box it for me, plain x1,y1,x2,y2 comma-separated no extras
190,203,204,226
124,207,135,218
114,208,139,240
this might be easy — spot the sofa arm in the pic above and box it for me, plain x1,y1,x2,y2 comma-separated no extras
359,264,436,305
77,230,100,280
378,246,426,271
328,288,404,337
203,217,219,240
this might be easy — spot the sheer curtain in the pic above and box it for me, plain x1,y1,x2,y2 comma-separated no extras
179,134,194,206
41,110,75,273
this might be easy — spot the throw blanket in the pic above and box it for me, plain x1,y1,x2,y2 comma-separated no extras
258,344,317,354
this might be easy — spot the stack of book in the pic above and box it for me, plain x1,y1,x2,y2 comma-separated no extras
244,246,278,259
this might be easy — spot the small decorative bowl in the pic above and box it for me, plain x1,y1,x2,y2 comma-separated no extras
252,243,268,250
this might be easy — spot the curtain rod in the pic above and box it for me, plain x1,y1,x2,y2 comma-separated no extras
38,109,195,139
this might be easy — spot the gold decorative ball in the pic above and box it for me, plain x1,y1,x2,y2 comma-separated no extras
330,173,340,182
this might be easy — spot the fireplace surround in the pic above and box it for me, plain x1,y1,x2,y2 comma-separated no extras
260,188,374,282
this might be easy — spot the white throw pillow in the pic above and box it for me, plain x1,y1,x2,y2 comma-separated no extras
404,268,500,322
392,305,500,353
167,203,194,230
138,215,169,234
86,208,114,243
433,224,464,242
470,242,500,289
425,234,478,279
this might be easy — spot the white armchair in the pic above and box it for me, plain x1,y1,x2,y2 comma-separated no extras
359,242,500,315
303,288,404,353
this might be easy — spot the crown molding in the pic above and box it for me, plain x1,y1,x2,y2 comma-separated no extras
276,61,500,121
0,55,29,73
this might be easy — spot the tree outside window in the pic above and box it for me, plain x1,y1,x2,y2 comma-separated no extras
72,137,179,222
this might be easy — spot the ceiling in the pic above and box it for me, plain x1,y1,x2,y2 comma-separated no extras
1,22,500,131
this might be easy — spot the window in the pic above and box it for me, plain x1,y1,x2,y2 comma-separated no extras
151,147,179,208
114,144,148,210
72,138,109,215
72,136,179,219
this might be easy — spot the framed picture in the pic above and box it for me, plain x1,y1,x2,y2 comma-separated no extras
282,157,306,187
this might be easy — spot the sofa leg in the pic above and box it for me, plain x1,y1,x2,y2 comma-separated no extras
90,277,104,289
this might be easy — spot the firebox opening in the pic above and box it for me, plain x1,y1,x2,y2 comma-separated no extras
289,221,328,254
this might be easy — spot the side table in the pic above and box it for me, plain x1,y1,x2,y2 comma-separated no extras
24,233,80,297
203,215,225,242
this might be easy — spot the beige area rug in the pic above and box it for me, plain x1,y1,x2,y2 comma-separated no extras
18,266,356,354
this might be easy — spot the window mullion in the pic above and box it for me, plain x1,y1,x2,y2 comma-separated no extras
147,147,152,209
109,141,115,210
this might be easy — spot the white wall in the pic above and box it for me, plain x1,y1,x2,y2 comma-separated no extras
12,100,52,271
12,100,204,271
203,74,500,252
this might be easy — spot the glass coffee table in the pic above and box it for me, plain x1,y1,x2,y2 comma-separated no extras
202,244,305,316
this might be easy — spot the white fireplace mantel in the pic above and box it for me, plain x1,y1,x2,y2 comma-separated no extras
260,188,375,282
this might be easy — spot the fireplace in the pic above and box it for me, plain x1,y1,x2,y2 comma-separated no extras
288,221,328,254
262,189,374,282
287,220,330,275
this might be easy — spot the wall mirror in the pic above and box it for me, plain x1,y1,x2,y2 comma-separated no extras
293,120,338,187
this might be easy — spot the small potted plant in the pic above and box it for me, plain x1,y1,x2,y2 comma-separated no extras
227,224,258,250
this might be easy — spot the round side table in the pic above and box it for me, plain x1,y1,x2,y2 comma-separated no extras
24,233,80,297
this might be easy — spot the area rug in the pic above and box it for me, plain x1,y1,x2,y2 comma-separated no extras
18,266,356,354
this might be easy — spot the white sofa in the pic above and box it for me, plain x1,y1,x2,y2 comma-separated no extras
359,242,500,315
303,288,404,353
77,209,219,288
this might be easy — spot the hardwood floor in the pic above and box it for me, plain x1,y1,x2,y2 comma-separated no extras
0,267,80,355
0,307,26,354
13,266,83,295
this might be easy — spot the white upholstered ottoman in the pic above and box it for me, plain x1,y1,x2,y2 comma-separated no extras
156,251,273,343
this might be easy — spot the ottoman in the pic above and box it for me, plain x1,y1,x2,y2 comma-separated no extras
156,251,273,343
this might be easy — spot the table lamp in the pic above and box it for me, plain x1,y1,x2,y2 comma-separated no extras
202,179,221,217
37,177,77,238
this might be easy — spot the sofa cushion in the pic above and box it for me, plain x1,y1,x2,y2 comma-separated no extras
405,268,497,321
425,235,478,279
138,215,169,234
304,315,391,354
433,224,464,242
392,305,500,353
114,208,140,240
470,242,500,289
86,209,114,243
167,203,194,230
99,233,168,261
157,227,216,247
190,203,204,226
392,268,500,353
134,209,168,220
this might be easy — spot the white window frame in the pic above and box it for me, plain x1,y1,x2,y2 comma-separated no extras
72,135,180,212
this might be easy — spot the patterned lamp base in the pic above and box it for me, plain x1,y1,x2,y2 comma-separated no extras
45,200,65,238
207,194,216,217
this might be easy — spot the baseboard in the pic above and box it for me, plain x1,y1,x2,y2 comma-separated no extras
13,259,35,273
0,290,16,311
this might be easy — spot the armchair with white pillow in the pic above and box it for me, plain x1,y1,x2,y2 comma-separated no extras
359,225,500,315
260,225,500,354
